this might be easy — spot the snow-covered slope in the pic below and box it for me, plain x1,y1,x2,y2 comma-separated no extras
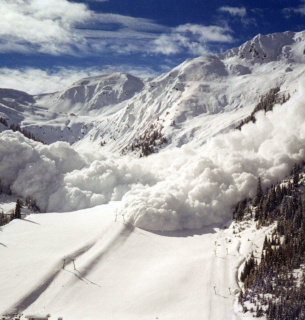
0,73,145,145
56,73,145,112
1,31,305,154
0,202,267,320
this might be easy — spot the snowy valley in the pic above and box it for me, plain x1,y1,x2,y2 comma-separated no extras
2,30,305,319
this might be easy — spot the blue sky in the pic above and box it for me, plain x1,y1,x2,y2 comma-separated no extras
0,0,305,93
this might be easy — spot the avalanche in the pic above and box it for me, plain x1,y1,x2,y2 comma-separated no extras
0,78,305,231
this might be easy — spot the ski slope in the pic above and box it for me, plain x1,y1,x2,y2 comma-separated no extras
0,202,267,320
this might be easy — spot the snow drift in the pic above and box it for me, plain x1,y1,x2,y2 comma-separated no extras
1,80,305,230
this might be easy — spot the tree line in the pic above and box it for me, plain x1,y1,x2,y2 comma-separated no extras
236,88,290,130
235,164,305,319
0,116,45,144
121,122,168,157
0,182,40,227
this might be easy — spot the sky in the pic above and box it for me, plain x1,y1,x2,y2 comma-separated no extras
1,0,305,93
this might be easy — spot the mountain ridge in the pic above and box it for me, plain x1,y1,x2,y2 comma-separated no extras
1,29,305,155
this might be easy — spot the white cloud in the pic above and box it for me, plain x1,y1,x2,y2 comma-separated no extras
0,131,156,213
0,0,164,56
0,66,159,94
0,0,90,55
0,68,101,94
94,13,167,32
283,5,305,17
219,6,256,26
0,0,235,57
219,6,247,18
152,24,234,56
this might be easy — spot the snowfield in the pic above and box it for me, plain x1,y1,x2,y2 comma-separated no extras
0,202,267,320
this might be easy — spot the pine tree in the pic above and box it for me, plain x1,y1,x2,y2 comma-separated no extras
254,177,263,206
14,199,21,219
292,163,299,189
275,185,283,206
237,164,305,319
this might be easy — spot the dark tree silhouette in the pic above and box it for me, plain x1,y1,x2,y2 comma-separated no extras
14,199,21,219
253,177,263,207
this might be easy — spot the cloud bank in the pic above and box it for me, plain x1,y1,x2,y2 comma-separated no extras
1,82,305,231
0,0,235,57
0,68,102,95
0,0,91,55
0,66,159,94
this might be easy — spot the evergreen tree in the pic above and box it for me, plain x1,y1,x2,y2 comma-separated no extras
275,185,282,204
254,177,263,206
292,163,299,189
14,199,21,219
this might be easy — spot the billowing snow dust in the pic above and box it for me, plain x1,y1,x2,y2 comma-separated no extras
1,80,305,231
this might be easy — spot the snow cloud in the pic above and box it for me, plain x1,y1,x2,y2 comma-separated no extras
120,84,305,230
2,81,305,231
0,131,156,213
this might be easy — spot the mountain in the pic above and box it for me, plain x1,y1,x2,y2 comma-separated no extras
1,30,305,155
0,72,145,145
1,29,305,229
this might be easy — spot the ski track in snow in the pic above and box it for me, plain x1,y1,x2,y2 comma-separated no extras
4,222,133,315
0,202,266,320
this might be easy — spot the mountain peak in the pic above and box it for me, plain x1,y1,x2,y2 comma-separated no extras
52,72,145,114
219,30,302,63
